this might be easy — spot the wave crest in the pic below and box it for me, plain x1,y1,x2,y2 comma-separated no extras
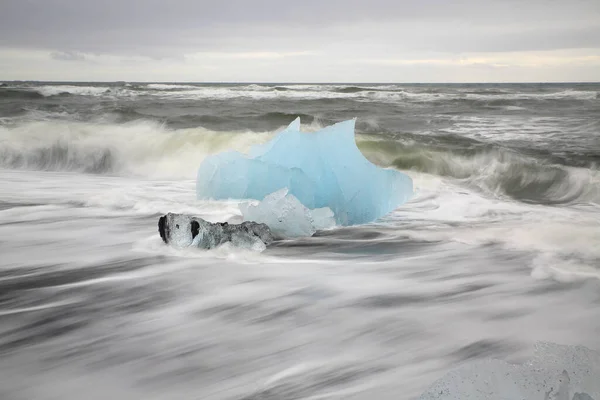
0,142,115,174
0,121,274,179
359,139,599,205
0,88,45,100
2,83,597,103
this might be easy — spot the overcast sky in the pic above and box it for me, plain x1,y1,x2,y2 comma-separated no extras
1,0,599,82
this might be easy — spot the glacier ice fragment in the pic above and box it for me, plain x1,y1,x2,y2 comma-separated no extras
418,342,600,400
240,188,335,238
197,118,413,226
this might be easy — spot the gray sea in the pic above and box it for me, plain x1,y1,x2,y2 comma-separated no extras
0,82,599,399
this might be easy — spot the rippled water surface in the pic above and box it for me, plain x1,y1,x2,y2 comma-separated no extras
1,82,599,399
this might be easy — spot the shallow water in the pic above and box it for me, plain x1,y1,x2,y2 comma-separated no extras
0,82,599,399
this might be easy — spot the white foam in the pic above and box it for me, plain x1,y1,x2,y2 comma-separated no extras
390,171,600,281
146,83,198,90
155,87,362,101
132,234,272,262
36,85,113,97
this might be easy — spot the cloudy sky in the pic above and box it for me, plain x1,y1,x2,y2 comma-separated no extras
1,0,599,82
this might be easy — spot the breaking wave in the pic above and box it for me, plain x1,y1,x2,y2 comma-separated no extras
0,88,45,100
359,139,600,205
145,83,199,91
0,120,274,179
0,119,597,206
0,141,115,174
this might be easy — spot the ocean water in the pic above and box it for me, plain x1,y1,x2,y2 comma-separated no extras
0,81,599,399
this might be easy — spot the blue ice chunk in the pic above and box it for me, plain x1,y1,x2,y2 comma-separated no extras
248,117,301,158
240,188,336,238
196,118,413,225
196,150,317,208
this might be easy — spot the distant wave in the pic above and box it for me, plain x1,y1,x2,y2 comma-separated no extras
169,111,318,130
463,90,598,102
3,83,597,103
36,85,114,97
258,112,316,124
332,85,408,94
145,83,199,91
0,85,131,98
0,88,45,100
461,89,512,95
334,86,376,94
370,90,599,103
142,111,320,130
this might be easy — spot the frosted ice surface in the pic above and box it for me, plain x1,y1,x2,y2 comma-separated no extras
240,188,335,238
418,342,600,400
194,150,317,209
197,118,413,226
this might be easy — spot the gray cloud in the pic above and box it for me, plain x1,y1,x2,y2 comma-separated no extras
1,0,598,57
0,0,599,81
50,50,86,61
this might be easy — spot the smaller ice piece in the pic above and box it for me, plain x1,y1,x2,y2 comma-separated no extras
197,118,413,226
418,342,600,400
240,188,335,238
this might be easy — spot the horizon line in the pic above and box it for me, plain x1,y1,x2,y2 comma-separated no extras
2,80,599,85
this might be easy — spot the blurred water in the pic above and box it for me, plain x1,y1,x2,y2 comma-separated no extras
0,169,599,399
0,82,599,399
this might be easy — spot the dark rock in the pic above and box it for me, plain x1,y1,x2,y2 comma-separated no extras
158,213,274,250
